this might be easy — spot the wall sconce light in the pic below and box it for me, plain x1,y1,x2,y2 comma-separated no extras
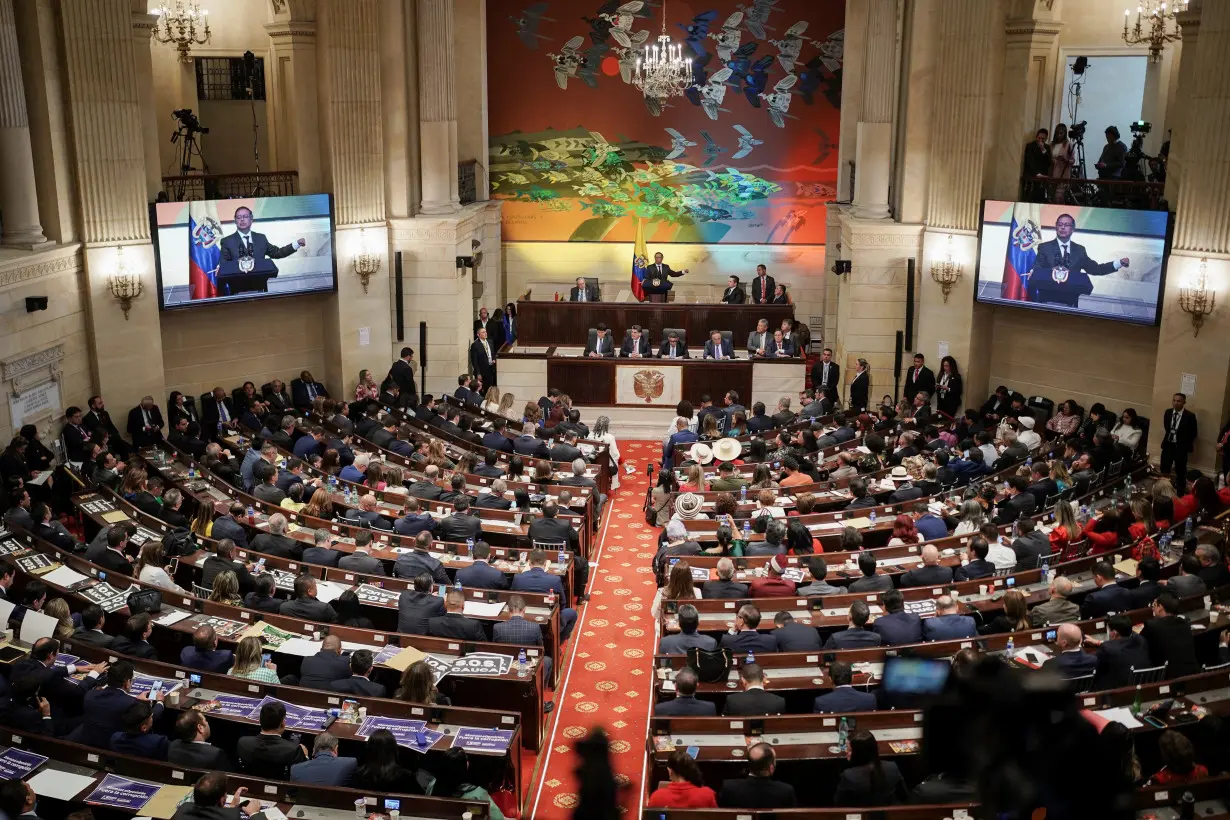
455,240,484,277
1178,257,1216,336
930,234,963,303
352,228,381,294
107,246,144,320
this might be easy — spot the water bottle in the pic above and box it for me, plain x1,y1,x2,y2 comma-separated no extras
557,549,567,567
454,579,462,593
740,485,747,502
1125,474,1133,496
1184,516,1193,538
1005,636,1014,657
517,648,528,677
247,505,255,525
546,587,556,606
1040,556,1050,580
837,717,849,754
1080,504,1089,523
329,475,337,490
1131,684,1143,716
1025,456,1032,469
742,520,751,542
746,650,755,665
466,537,475,551
869,510,877,525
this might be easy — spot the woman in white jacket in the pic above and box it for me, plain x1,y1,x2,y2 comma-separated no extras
135,540,186,595
592,415,622,489
1111,408,1143,452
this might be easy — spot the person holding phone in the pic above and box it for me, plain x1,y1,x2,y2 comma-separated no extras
235,701,308,780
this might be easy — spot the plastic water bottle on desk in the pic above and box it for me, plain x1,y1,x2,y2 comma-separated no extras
453,578,462,593
1184,516,1194,539
1040,556,1051,583
557,549,567,568
742,520,751,543
517,649,528,677
466,537,475,551
837,717,850,754
869,510,877,525
247,505,255,525
746,650,755,665
1005,636,1015,658
740,485,747,502
546,587,556,606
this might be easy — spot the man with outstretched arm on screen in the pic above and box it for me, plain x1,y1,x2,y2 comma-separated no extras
217,206,306,295
1025,213,1129,308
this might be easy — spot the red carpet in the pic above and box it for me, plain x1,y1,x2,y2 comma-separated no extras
527,440,660,818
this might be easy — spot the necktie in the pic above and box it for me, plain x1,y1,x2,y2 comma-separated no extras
821,364,828,387
1171,411,1180,442
219,402,229,422
483,341,490,360
143,408,151,427
580,289,585,302
669,344,675,358
307,384,316,399
1061,245,1070,267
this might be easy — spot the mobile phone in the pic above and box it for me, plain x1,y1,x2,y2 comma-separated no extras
1045,629,1058,642
385,801,400,812
323,714,338,730
1006,577,1016,587
97,571,107,582
1143,715,1167,729
168,558,180,574
261,653,271,665
257,557,266,568
685,745,699,759
189,674,201,686
151,680,163,694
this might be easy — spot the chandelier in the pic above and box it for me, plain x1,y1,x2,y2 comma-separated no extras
633,0,692,100
1122,1,1187,63
152,1,212,63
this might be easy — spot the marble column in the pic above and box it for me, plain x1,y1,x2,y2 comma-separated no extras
851,0,896,220
265,20,322,189
131,10,163,200
989,15,1062,200
1148,0,1230,473
380,0,412,220
59,0,165,410
417,0,460,215
0,0,48,248
1164,2,1201,206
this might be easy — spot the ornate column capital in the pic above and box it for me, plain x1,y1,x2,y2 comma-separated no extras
265,20,317,43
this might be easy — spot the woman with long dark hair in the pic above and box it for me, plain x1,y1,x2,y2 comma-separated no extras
935,356,963,417
647,749,717,807
353,729,420,792
833,730,907,806
431,747,508,817
502,302,517,345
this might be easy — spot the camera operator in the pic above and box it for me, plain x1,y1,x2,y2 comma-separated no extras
1095,125,1127,179
1021,128,1051,202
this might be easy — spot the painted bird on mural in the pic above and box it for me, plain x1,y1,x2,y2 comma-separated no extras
549,35,588,89
710,11,745,61
737,0,781,39
770,21,809,70
599,1,646,48
760,73,798,127
664,128,698,160
690,66,734,120
510,3,555,50
677,10,719,59
700,131,727,166
812,27,845,72
731,125,763,159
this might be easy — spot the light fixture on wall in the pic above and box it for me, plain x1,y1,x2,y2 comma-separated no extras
1178,257,1215,336
107,247,144,321
352,228,381,294
152,0,211,63
456,240,484,277
633,0,693,101
1122,1,1186,63
929,234,963,303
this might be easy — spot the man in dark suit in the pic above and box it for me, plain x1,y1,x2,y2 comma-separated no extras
1026,463,1059,508
813,662,877,713
83,395,130,458
299,636,353,688
745,402,773,433
168,711,233,772
511,550,578,639
992,476,1037,525
351,493,393,531
1026,213,1129,307
470,327,497,388
203,538,255,595
900,545,955,588
584,323,616,357
872,590,924,646
393,498,438,539
720,605,780,655
659,604,718,655
903,353,936,403
68,661,164,747
217,205,304,292
279,575,337,623
428,589,487,640
168,417,207,458
921,596,977,641
702,558,749,599
436,497,483,543
772,611,821,651
848,358,870,412
662,416,697,471
642,252,686,302
1127,557,1164,609
749,264,776,305
252,511,302,557
1041,623,1099,680
109,700,171,759
527,502,585,582
1080,562,1133,619
337,533,386,575
180,625,234,673
654,667,717,716
1141,592,1200,678
718,742,797,808
396,573,447,634
658,330,689,359
475,479,514,510
456,541,508,589
112,613,158,659
199,387,239,436
848,551,893,593
329,650,387,697
1091,615,1152,689
171,771,270,820
620,325,652,358
513,422,550,458
810,348,840,406
125,397,166,448
72,604,116,648
290,733,358,787
60,405,94,461
568,276,599,302
482,421,514,455
548,434,584,464
1161,392,1198,492
955,537,998,581
702,329,735,360
723,664,786,715
825,601,884,649
236,701,309,779
97,534,136,576
721,275,746,304
10,638,105,722
386,348,418,408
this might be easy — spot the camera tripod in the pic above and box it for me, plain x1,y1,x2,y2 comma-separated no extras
168,124,210,201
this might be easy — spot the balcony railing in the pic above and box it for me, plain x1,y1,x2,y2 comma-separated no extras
1021,175,1166,211
458,160,478,206
160,171,299,202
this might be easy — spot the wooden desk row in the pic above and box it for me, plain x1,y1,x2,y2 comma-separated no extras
513,299,795,348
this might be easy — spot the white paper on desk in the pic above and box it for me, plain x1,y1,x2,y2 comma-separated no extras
29,769,97,800
262,809,288,820
277,637,323,657
1094,706,1144,729
42,565,90,589
857,445,871,454
314,580,347,604
20,610,59,645
340,641,380,653
463,601,507,618
27,470,53,487
155,610,192,627
0,598,14,628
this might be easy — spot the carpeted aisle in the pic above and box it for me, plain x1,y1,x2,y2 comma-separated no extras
528,440,661,818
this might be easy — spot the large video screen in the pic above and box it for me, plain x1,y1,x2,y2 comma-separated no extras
975,200,1171,326
153,194,336,309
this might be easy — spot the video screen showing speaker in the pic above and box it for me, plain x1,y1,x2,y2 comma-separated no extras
975,200,1171,326
152,194,336,309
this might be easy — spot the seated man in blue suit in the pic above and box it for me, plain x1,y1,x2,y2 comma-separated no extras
662,416,697,471
1089,615,1152,690
1041,623,1099,680
179,624,234,674
654,667,717,716
921,596,977,641
660,604,718,655
825,600,884,649
772,611,821,652
456,541,509,590
290,732,358,786
871,590,923,646
1080,561,1133,620
299,636,353,689
813,661,878,713
719,604,778,655
109,700,171,760
69,660,165,747
511,550,577,641
493,595,555,701
482,419,515,454
702,329,735,360
393,497,438,538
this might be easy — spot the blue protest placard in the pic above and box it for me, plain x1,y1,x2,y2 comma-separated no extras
85,774,161,811
451,727,515,754
0,748,47,779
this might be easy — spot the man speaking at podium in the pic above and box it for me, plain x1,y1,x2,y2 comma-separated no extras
218,206,305,295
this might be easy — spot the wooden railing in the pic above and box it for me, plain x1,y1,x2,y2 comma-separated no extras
1020,175,1166,211
160,170,299,201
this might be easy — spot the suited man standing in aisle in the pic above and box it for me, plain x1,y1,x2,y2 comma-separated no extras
903,353,935,403
386,347,418,408
569,277,599,302
1161,392,1198,492
470,327,497,389
811,348,840,407
848,357,870,413
750,264,776,305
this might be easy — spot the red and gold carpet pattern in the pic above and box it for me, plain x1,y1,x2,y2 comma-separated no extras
528,440,661,818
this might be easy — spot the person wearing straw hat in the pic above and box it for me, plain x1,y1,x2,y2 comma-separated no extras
673,492,708,522
711,436,743,465
689,442,714,467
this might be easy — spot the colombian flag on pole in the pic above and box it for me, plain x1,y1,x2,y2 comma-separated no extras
188,200,222,300
631,217,648,302
1002,201,1042,301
